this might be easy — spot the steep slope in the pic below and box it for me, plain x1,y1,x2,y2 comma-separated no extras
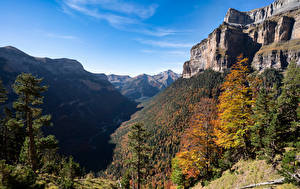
183,0,300,78
107,70,224,185
0,46,138,171
107,70,181,102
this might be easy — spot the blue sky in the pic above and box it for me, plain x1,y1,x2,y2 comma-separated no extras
0,0,274,76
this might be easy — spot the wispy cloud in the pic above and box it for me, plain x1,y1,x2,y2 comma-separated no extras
46,33,77,40
59,0,185,37
63,0,137,28
65,0,158,19
137,39,193,48
141,49,187,56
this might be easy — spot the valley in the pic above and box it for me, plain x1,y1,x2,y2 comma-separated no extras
0,0,299,188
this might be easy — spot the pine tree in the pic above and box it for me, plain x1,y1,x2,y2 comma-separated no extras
127,123,151,189
214,56,254,156
276,61,300,148
251,69,283,159
12,73,51,171
0,79,7,103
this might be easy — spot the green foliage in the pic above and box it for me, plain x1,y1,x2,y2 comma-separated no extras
127,123,151,188
12,73,50,171
0,74,86,188
251,76,280,158
279,142,300,185
58,156,81,189
0,160,43,189
120,170,131,189
170,158,186,188
276,61,300,145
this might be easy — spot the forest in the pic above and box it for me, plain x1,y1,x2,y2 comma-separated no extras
0,56,299,189
109,56,300,188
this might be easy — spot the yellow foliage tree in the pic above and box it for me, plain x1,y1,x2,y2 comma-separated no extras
214,56,254,153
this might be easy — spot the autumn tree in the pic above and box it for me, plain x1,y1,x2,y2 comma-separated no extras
175,98,219,181
214,56,254,156
127,123,151,189
12,73,51,171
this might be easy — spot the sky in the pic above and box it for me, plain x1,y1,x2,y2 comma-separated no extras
0,0,274,76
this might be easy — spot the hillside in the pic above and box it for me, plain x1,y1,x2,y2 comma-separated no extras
0,46,138,171
193,159,298,189
107,70,224,185
107,70,181,102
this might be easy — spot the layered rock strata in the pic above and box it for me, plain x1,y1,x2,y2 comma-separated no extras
183,0,300,78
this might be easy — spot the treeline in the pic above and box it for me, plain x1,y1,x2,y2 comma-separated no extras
171,56,300,188
0,73,82,189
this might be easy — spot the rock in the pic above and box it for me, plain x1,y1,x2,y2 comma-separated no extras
183,0,300,78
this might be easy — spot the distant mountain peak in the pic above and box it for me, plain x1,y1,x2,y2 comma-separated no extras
107,70,181,102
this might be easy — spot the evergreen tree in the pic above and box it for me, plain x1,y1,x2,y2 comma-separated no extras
251,86,278,158
0,79,7,103
12,73,51,171
276,61,300,145
127,123,151,189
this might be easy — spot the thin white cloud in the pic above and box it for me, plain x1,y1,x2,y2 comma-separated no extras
137,39,193,48
63,0,137,28
141,49,187,56
65,0,158,19
46,33,77,40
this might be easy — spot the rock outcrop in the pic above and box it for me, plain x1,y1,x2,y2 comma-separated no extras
183,0,300,78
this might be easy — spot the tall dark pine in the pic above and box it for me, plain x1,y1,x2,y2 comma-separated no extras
277,62,300,145
128,123,151,189
0,80,7,103
12,73,49,171
0,79,8,159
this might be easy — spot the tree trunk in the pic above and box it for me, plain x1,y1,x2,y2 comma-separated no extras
26,96,37,171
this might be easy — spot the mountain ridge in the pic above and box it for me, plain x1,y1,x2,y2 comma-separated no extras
107,70,181,102
0,46,138,171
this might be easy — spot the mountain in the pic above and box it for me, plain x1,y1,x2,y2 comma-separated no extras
107,70,181,102
107,0,300,186
0,46,138,171
183,0,300,78
107,70,224,184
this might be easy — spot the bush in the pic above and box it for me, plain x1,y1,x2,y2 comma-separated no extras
0,160,44,189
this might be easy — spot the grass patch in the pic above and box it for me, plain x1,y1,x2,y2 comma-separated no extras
193,159,298,189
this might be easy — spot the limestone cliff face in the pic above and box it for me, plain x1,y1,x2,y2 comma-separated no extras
183,0,300,78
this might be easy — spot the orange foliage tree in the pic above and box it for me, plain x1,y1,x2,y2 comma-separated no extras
176,98,219,179
214,56,254,154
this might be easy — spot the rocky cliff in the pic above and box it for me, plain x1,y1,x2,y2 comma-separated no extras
183,0,300,78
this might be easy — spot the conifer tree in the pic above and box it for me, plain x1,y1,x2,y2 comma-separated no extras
251,69,283,158
127,123,151,189
276,61,300,148
0,79,7,103
214,56,254,156
251,86,278,157
12,73,51,171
